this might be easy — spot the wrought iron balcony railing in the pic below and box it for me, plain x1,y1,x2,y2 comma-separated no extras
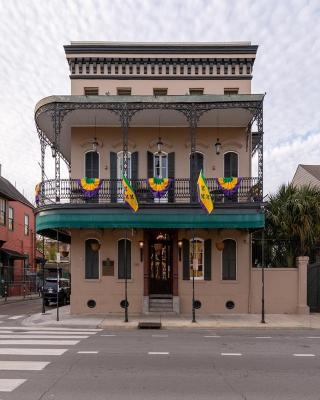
37,177,262,207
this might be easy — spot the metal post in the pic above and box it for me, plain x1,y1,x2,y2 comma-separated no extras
56,230,60,322
192,230,196,323
261,229,265,324
124,230,128,323
53,107,61,203
41,236,46,314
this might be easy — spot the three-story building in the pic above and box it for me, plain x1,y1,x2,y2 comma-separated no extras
34,42,264,315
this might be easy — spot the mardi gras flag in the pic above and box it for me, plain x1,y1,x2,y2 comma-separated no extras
147,177,172,199
197,170,214,214
78,177,102,198
215,177,242,197
35,183,41,206
122,175,139,212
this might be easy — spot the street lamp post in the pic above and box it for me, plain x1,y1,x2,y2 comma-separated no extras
261,229,266,324
124,230,128,323
56,231,60,322
192,231,196,323
41,235,46,314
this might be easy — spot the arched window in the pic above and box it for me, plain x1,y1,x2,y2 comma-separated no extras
224,152,238,177
85,239,100,279
222,239,237,280
153,151,168,178
189,238,204,280
118,239,131,279
85,151,99,178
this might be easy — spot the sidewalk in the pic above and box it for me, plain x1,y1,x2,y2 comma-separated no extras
23,306,320,330
0,294,40,305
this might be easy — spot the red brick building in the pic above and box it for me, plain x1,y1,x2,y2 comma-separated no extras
0,170,35,295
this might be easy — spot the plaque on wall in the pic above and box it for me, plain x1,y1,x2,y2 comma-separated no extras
102,258,114,276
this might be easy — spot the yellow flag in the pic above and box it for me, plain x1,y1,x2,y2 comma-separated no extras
197,170,214,214
122,175,139,212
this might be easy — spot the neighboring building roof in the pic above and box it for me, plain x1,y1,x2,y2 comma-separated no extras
299,165,320,181
0,176,33,208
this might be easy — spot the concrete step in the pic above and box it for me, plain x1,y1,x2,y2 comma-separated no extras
149,299,173,304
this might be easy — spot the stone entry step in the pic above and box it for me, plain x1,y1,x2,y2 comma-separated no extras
149,297,173,312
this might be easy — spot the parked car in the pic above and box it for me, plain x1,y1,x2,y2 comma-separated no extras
43,278,71,306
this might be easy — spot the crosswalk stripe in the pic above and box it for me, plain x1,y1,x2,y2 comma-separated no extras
12,331,96,335
77,351,98,354
0,316,8,319
0,379,26,392
0,340,79,345
0,335,89,339
7,316,25,320
0,327,101,331
0,361,49,370
0,348,67,356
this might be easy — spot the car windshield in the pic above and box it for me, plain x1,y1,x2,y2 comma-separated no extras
44,281,57,289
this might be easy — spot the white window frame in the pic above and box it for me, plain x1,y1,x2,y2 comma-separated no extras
221,238,237,281
153,151,168,203
84,150,100,178
189,237,204,280
84,238,101,280
8,206,14,231
24,214,29,236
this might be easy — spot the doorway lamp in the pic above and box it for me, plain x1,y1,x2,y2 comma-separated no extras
215,138,221,155
178,240,183,261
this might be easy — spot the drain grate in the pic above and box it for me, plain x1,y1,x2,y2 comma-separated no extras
138,322,162,329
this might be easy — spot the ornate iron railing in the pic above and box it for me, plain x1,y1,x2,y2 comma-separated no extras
38,177,262,207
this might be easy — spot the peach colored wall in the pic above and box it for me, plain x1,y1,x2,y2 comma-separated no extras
69,228,250,315
178,229,251,314
70,228,144,315
250,269,299,314
71,79,251,96
70,126,250,179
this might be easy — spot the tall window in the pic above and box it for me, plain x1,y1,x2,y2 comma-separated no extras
117,151,132,179
8,207,14,231
85,239,100,279
224,152,238,177
0,198,5,225
222,239,237,280
153,152,168,178
189,238,204,280
24,214,29,236
118,239,131,279
85,151,99,178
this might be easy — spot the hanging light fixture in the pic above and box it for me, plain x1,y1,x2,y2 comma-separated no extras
156,137,163,154
90,240,101,252
215,138,221,155
92,137,99,152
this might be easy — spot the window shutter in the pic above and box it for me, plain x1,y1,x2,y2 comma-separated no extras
131,152,138,180
147,151,154,178
85,152,99,178
110,152,117,203
168,152,175,203
182,239,190,280
204,239,212,280
118,239,131,279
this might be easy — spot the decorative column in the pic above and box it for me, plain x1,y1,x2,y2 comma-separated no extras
53,106,62,202
187,105,200,202
256,104,264,198
296,256,310,314
40,134,46,206
120,105,130,178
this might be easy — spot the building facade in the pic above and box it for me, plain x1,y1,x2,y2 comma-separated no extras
34,42,266,315
0,170,35,295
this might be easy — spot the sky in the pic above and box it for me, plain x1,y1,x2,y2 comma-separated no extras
0,0,319,202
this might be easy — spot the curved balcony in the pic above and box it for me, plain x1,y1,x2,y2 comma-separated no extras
36,177,262,208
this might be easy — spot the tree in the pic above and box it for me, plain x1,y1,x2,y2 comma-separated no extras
264,184,320,265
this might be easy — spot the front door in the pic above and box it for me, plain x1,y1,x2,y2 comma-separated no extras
149,232,172,295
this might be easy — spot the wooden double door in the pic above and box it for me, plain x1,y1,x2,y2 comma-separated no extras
149,232,173,295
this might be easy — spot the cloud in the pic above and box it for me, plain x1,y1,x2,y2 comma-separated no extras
0,0,319,201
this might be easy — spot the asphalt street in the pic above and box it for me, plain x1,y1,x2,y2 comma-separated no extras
0,300,320,399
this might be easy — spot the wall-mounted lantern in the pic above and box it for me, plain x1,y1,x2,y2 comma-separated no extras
51,144,56,158
90,241,101,252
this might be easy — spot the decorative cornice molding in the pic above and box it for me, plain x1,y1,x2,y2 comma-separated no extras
70,75,253,81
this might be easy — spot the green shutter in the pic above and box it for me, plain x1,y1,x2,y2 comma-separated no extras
110,152,117,203
147,151,154,203
204,239,212,280
168,152,175,203
182,239,190,280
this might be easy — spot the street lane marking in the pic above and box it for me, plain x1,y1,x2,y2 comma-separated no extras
152,335,168,337
221,353,242,356
0,340,80,345
14,331,96,335
204,335,221,338
0,335,89,339
148,352,170,355
305,337,320,339
77,351,98,354
0,379,26,392
101,334,116,337
0,348,67,356
255,336,272,339
293,354,315,357
0,327,101,331
0,361,50,370
0,316,8,319
8,316,25,320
